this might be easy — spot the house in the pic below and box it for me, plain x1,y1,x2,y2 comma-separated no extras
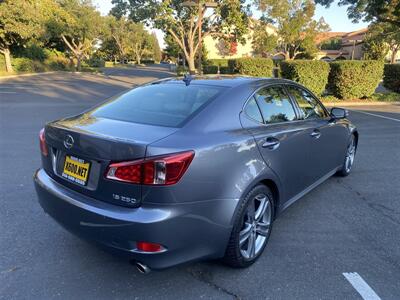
316,29,368,60
203,20,276,59
204,25,400,62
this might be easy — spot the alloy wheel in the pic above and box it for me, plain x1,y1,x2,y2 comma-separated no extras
239,193,272,260
345,137,356,173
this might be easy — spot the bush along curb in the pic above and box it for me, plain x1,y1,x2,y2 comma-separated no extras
328,60,384,99
280,60,330,96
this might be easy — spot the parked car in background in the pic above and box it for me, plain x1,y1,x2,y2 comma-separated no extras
34,76,358,272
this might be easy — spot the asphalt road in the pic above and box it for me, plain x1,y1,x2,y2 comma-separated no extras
1,66,399,300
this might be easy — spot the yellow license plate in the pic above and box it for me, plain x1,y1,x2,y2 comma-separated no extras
62,155,90,186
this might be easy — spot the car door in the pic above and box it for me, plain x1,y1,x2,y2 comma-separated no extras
241,85,312,203
285,85,347,185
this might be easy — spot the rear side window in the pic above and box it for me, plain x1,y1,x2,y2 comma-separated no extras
91,84,224,127
254,86,296,124
244,97,263,123
286,86,328,119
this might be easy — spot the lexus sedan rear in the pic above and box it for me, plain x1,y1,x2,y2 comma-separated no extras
34,76,358,270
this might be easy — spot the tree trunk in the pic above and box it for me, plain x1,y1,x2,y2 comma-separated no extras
136,53,141,65
76,55,82,72
390,48,398,64
187,55,196,75
2,48,13,73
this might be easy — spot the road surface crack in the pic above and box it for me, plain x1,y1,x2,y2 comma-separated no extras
187,265,241,299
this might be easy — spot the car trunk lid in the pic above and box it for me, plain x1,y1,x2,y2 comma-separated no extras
43,114,178,207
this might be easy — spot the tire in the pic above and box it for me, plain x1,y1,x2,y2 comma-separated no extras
223,184,274,268
336,134,357,177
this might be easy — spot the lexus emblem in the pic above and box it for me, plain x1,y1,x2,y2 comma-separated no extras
64,134,74,149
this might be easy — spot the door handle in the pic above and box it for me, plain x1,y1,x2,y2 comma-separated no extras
310,129,321,139
262,137,280,149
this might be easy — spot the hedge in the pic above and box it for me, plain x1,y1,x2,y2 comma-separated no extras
206,59,229,67
203,65,218,74
141,59,155,64
229,58,274,77
219,66,232,74
280,60,330,96
328,60,384,99
203,65,234,74
383,64,400,93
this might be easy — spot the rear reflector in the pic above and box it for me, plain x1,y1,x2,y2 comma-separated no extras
106,151,194,185
136,241,164,253
39,128,48,156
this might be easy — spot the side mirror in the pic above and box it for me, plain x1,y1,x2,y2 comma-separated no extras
330,107,349,119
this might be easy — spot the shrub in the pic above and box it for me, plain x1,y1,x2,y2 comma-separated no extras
328,60,384,99
176,65,188,76
203,65,218,74
44,50,71,71
370,92,400,102
12,58,47,73
23,45,47,61
280,60,330,96
86,57,105,68
229,58,274,77
45,56,70,71
383,64,400,93
320,95,340,103
13,44,47,62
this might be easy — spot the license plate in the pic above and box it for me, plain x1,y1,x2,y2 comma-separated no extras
62,155,91,186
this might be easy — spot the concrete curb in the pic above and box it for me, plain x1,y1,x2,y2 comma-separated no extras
0,71,60,79
0,70,104,80
323,101,400,106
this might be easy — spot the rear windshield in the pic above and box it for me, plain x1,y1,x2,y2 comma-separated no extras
91,83,224,127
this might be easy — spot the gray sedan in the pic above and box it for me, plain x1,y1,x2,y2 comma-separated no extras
34,76,358,272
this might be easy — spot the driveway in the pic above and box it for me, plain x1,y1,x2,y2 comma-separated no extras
1,66,399,299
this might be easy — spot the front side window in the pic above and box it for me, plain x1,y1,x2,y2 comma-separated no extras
254,86,296,124
286,86,328,119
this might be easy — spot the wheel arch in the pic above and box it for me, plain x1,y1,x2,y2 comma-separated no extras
353,129,359,149
259,179,280,219
230,174,282,227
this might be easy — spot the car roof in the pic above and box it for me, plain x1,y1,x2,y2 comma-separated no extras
151,75,295,88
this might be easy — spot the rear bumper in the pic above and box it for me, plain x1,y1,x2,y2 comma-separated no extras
34,169,236,269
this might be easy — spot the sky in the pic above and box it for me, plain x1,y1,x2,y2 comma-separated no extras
92,0,370,48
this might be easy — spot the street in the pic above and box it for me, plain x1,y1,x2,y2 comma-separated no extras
1,65,399,299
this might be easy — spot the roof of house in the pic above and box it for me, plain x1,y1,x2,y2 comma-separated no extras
315,28,368,44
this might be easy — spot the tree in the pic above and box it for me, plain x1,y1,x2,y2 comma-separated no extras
0,0,58,72
105,16,134,63
315,0,400,27
111,0,249,74
252,21,279,57
363,32,388,61
129,23,152,64
256,0,330,60
320,37,342,50
149,32,162,62
48,0,104,71
164,33,180,61
363,22,400,64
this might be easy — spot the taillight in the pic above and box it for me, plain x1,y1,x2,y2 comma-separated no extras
39,128,48,156
106,151,194,185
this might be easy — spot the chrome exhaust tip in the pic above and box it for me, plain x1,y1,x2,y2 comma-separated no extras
135,262,151,274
